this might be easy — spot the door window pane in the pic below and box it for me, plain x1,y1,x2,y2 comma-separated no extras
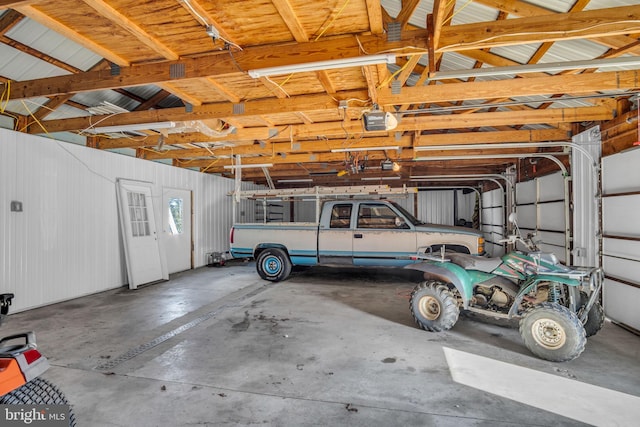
168,198,184,235
127,191,151,237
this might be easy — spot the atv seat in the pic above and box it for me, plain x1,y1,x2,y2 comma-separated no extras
447,253,502,273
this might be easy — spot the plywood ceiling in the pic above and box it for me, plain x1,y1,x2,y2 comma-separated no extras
1,0,639,188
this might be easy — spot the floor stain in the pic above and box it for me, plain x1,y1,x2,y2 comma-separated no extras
382,357,396,363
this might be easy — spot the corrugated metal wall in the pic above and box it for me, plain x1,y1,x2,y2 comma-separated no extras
0,129,237,312
601,146,640,332
417,190,454,225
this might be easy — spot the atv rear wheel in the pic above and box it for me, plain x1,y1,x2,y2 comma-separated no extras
519,302,586,362
580,291,605,337
410,281,459,332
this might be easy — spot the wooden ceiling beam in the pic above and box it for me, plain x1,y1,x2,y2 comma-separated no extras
34,90,369,133
7,30,428,101
364,0,384,35
272,0,308,42
96,127,567,151
395,0,421,30
0,9,23,33
81,0,178,60
14,4,131,66
438,5,640,52
476,0,640,55
139,135,415,160
379,69,640,105
291,106,612,138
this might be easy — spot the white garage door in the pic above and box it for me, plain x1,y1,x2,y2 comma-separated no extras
515,172,568,263
602,147,640,332
481,188,504,257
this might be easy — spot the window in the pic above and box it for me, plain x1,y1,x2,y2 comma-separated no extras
127,192,150,237
330,204,352,228
357,204,399,229
168,198,184,235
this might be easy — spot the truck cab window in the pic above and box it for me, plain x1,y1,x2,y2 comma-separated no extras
358,204,399,229
330,204,352,228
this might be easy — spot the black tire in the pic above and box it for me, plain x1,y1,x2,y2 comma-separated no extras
0,377,76,426
580,292,605,337
410,280,460,332
519,303,587,362
256,248,292,282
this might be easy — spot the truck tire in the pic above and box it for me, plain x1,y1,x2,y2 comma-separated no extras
0,377,76,426
256,248,292,282
519,303,586,362
410,280,459,332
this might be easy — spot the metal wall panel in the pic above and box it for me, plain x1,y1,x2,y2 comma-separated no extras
572,126,601,267
481,188,504,256
516,204,537,229
601,146,640,331
538,201,565,231
515,180,536,204
514,171,567,262
0,129,237,312
603,279,639,332
603,195,640,236
538,173,565,202
417,190,454,225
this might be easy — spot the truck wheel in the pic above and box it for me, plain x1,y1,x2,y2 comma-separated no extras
580,292,605,337
256,248,292,282
410,281,459,332
0,377,76,426
519,303,586,362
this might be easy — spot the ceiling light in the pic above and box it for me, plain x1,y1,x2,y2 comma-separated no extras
223,163,273,169
86,121,177,134
248,54,395,78
429,56,640,81
331,145,400,153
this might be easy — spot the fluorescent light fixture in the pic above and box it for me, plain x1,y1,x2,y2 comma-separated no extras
414,153,568,162
248,54,396,78
361,176,401,181
429,56,640,81
86,121,177,134
413,142,567,151
223,163,273,169
331,145,400,153
277,179,313,183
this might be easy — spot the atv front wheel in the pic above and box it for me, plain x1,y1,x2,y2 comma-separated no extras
519,303,586,362
410,281,459,332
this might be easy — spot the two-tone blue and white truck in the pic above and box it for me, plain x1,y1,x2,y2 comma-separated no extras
230,199,484,281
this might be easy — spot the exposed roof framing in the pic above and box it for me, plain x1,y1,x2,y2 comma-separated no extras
1,0,639,189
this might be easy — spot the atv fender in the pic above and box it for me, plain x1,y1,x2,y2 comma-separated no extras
405,262,473,308
508,274,581,317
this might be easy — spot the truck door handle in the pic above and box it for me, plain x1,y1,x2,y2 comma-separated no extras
354,234,363,238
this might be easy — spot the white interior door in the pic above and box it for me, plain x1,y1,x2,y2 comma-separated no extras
163,188,192,274
116,179,165,289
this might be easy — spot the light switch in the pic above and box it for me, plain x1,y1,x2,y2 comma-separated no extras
10,201,22,212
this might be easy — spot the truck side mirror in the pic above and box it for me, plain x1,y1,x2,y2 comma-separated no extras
395,216,408,228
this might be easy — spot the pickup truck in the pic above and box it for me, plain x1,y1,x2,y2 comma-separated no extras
230,199,484,281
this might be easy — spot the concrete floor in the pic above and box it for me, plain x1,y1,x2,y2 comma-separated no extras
3,262,639,426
